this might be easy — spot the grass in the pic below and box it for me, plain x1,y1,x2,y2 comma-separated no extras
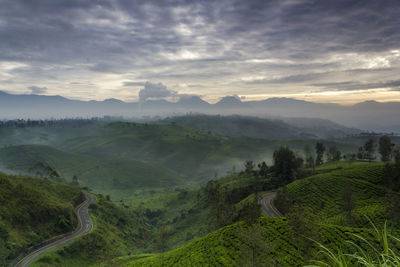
307,219,400,267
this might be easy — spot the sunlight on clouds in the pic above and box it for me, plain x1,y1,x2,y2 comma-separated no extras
327,51,394,70
0,61,28,71
162,50,201,60
242,88,400,105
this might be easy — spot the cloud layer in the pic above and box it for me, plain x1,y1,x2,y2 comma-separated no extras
0,0,400,103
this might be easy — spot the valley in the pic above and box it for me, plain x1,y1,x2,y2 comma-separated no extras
0,115,399,266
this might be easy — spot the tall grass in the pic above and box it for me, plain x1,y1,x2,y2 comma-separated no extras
307,219,400,267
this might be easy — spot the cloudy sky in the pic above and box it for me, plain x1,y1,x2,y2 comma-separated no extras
1,0,400,104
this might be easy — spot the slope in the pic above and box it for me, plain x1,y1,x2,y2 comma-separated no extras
0,174,81,266
0,144,183,195
275,163,389,227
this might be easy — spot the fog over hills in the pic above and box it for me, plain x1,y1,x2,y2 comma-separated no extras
1,91,399,132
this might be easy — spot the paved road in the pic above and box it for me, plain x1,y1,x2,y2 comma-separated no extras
14,192,96,267
259,193,282,217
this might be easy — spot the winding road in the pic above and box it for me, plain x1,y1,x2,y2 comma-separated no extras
14,192,96,267
259,193,282,217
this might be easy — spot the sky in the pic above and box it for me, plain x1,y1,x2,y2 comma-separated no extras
1,0,400,104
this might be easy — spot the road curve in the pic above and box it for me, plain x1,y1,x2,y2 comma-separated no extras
259,193,282,217
14,192,96,267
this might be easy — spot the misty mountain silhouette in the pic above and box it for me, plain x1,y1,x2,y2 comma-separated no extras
1,91,399,132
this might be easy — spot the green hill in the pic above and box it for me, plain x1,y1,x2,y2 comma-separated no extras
275,163,392,227
124,217,383,267
31,195,149,267
0,144,183,196
0,173,81,266
0,121,358,182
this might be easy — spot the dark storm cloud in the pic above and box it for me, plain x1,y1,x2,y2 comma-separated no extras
2,0,399,64
1,0,400,99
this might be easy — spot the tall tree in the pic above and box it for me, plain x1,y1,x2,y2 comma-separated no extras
273,147,302,182
315,142,325,166
379,135,392,162
364,138,375,162
244,160,255,174
304,145,315,170
342,184,355,224
326,146,341,163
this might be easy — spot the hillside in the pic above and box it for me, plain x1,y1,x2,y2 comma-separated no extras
0,121,359,183
274,163,394,228
0,174,82,266
31,195,149,267
124,163,399,266
124,217,383,267
158,114,359,139
0,144,183,196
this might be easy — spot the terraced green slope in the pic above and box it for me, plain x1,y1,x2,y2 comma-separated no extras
277,163,389,227
0,174,81,266
125,217,382,267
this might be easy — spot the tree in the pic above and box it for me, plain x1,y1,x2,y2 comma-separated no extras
342,184,355,224
237,195,261,226
326,146,341,163
344,153,356,166
386,190,400,223
315,142,325,166
244,160,255,174
237,224,275,266
304,145,315,170
207,181,233,228
71,175,79,186
272,147,302,183
364,138,375,162
257,161,269,178
379,135,392,162
357,146,365,160
286,204,320,258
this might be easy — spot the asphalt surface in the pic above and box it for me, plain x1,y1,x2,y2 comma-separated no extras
259,193,282,217
14,192,96,267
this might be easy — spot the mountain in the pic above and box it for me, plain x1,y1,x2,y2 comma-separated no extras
1,91,400,132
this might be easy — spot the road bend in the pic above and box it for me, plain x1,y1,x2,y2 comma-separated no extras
14,192,96,267
259,193,282,217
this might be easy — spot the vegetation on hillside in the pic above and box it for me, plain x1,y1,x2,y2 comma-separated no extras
0,174,81,266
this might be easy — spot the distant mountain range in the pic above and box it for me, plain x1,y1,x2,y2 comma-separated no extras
1,91,399,132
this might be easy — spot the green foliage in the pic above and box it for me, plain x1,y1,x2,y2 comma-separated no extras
308,220,400,267
0,174,80,266
275,164,388,227
315,142,325,166
379,136,393,162
127,218,303,267
31,195,149,267
273,147,303,182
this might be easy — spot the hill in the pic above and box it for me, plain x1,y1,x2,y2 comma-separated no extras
124,217,382,267
0,144,183,196
157,114,359,139
0,174,81,266
30,195,149,267
274,163,393,228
